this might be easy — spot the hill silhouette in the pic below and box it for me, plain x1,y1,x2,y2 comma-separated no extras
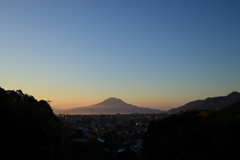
58,97,165,114
168,92,240,113
222,100,240,114
0,87,63,160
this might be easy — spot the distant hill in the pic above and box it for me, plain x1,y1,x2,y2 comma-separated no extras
222,100,240,113
56,97,165,114
168,92,240,114
52,107,64,113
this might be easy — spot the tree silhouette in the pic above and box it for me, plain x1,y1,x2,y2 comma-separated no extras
0,87,63,160
142,109,240,160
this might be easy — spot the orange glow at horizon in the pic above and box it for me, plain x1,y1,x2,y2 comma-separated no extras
50,100,184,111
50,101,98,109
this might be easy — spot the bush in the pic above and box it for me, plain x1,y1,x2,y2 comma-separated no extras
142,110,240,160
0,87,64,160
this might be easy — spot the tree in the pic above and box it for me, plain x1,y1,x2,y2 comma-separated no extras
142,109,240,160
116,149,137,160
0,87,64,160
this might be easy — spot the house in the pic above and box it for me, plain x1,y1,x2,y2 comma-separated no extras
105,122,115,128
94,127,106,136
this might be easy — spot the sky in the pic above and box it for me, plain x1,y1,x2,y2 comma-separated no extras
1,0,240,110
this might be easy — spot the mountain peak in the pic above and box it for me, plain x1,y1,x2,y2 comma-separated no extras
227,91,240,97
95,97,127,106
107,97,121,100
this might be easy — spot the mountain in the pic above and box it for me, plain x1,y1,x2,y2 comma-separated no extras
167,92,240,114
94,97,130,107
194,92,240,110
222,100,240,113
167,100,206,114
56,97,165,114
52,107,64,113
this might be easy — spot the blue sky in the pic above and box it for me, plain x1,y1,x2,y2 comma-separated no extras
1,0,240,110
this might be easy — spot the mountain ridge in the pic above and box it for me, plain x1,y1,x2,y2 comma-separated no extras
167,91,240,113
55,97,165,114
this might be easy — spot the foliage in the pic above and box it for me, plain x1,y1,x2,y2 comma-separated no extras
100,130,125,150
116,149,137,160
67,129,84,139
142,109,240,160
0,87,64,160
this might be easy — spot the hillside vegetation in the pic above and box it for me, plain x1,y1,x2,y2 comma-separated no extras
0,87,64,160
142,109,240,160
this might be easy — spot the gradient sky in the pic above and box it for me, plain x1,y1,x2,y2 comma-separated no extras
1,0,240,110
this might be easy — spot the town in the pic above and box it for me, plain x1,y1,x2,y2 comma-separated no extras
56,112,167,158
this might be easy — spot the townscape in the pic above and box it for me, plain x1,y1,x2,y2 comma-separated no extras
56,113,166,159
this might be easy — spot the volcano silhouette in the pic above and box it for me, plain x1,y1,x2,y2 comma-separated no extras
93,97,131,107
57,97,164,114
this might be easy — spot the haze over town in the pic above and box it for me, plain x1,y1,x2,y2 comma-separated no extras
1,1,240,110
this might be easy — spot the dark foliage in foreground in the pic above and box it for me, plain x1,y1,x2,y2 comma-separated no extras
142,109,240,160
0,87,63,160
116,149,137,160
